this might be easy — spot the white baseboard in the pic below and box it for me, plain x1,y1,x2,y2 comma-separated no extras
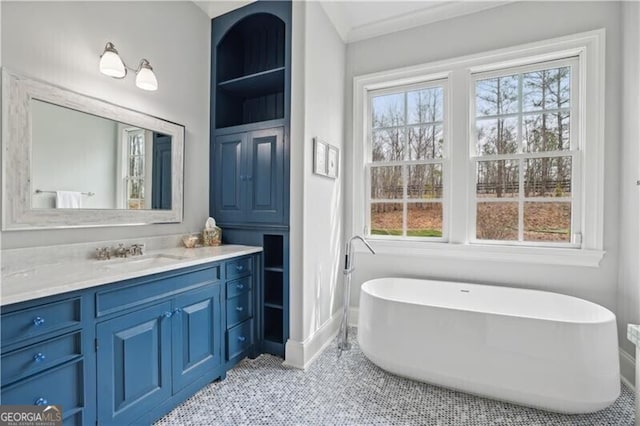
283,310,342,370
620,347,636,390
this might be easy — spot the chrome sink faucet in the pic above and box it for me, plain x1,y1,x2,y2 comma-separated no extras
114,244,129,258
95,247,111,260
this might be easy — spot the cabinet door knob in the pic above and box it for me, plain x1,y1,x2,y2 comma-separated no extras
161,311,173,319
33,316,45,326
34,397,48,406
240,175,246,181
237,336,246,342
33,352,46,362
235,306,244,312
172,308,182,315
247,175,253,181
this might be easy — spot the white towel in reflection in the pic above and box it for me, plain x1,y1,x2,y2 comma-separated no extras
56,191,82,208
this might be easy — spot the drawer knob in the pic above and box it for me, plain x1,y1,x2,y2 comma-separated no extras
161,311,173,319
237,284,244,290
237,336,246,342
33,352,46,362
236,265,244,271
235,306,244,312
33,317,45,326
34,397,48,406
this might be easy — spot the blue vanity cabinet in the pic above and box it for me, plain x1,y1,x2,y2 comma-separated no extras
96,301,173,426
95,264,224,426
1,254,259,426
0,294,95,426
171,284,222,393
224,256,256,365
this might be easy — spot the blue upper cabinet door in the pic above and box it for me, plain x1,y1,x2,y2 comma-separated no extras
171,284,222,393
245,127,284,224
96,301,172,426
214,133,246,223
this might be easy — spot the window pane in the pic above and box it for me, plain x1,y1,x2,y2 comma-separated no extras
407,87,443,124
476,202,518,241
407,203,442,237
372,128,405,162
524,202,571,242
408,164,442,199
370,203,403,236
372,93,405,129
525,156,571,197
524,113,570,152
476,160,519,198
475,75,518,117
408,125,443,160
523,67,571,112
371,166,403,199
476,117,518,155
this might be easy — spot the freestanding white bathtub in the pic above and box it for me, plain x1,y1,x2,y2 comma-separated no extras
358,277,620,414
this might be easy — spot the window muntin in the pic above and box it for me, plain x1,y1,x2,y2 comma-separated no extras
125,128,145,210
367,81,447,239
471,58,580,246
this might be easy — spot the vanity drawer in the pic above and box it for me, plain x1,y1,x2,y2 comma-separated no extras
1,331,82,385
226,257,252,280
1,298,82,347
1,359,83,412
96,266,220,317
226,292,252,328
226,276,251,299
227,320,252,360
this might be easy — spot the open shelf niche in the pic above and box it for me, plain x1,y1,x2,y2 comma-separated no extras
216,13,286,129
263,234,285,346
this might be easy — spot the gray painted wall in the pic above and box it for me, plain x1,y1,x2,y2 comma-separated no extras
1,1,210,248
289,1,347,345
344,0,625,358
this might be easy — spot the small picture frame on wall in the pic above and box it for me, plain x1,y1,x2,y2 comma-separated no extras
327,145,339,179
313,138,328,176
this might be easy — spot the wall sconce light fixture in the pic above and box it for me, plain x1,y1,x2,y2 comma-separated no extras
99,42,158,91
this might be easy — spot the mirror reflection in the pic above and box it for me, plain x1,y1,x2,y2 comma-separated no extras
31,100,172,210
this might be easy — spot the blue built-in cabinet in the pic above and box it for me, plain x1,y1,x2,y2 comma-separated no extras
214,127,285,225
211,1,291,357
0,254,259,425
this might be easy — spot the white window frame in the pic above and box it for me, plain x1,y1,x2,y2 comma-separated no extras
365,79,450,242
469,57,581,248
351,29,605,267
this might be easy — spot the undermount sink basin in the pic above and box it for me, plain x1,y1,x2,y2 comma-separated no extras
100,254,188,269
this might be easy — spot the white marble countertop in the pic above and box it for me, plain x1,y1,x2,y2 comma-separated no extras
628,324,640,347
1,244,262,306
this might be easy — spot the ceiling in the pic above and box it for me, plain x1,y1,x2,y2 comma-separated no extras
195,1,508,44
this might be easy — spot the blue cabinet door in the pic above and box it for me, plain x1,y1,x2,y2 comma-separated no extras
245,127,284,224
96,301,172,426
214,133,246,223
171,284,222,393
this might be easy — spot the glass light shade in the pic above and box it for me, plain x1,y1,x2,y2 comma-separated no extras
99,49,126,78
136,63,158,91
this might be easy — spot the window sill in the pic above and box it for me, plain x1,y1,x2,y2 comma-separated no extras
356,239,605,268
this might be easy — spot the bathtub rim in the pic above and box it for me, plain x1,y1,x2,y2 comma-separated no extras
360,277,616,326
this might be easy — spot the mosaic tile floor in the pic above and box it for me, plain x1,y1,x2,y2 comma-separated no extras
156,330,635,426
